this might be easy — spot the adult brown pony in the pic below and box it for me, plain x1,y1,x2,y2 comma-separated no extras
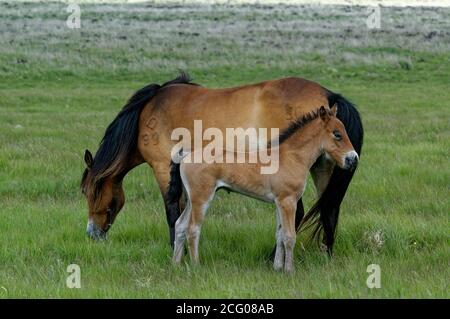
80,73,363,256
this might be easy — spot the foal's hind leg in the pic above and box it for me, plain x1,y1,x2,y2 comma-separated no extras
182,178,216,264
173,201,191,264
186,202,205,264
186,186,216,264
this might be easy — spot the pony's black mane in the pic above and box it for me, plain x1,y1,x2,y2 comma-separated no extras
273,108,324,147
81,72,196,196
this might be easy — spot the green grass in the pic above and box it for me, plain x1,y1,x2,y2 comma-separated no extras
0,1,449,298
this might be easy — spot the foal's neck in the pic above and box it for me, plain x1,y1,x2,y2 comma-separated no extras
278,120,324,167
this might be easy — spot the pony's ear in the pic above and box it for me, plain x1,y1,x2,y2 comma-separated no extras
84,149,93,169
330,103,338,116
319,106,329,121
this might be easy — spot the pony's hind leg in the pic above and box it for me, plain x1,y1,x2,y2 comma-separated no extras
150,162,180,248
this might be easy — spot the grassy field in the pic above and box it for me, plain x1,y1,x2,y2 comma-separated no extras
0,1,449,298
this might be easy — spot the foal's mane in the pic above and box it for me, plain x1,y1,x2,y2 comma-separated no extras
81,72,197,198
275,107,330,146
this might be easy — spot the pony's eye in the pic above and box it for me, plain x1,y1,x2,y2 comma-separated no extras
333,130,342,141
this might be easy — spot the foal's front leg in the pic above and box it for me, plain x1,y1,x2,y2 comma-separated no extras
273,206,285,271
269,198,304,262
275,196,297,273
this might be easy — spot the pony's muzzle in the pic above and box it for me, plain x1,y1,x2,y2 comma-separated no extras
344,151,359,171
86,220,108,241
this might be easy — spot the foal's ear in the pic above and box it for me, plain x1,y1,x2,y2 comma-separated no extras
330,103,338,116
84,149,93,169
319,106,329,121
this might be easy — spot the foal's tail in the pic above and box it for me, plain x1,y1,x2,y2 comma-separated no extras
299,92,364,254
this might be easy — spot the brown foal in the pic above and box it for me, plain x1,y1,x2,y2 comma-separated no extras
169,105,358,272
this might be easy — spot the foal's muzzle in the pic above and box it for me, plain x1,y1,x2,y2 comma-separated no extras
86,221,108,241
344,151,359,171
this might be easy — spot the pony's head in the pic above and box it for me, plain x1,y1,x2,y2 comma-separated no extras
78,74,195,240
81,150,125,240
319,105,359,170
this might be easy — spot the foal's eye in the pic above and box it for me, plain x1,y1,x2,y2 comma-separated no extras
333,130,342,141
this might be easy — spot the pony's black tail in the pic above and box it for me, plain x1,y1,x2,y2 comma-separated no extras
299,92,364,255
90,72,193,184
166,158,183,228
167,159,183,205
165,148,190,246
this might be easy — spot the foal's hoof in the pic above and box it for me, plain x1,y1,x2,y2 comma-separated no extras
172,260,181,266
284,267,294,274
172,256,183,265
273,262,283,272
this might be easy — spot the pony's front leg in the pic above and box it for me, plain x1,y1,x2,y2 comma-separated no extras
276,196,297,273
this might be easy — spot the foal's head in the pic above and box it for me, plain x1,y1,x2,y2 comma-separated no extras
81,150,125,240
319,105,359,170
